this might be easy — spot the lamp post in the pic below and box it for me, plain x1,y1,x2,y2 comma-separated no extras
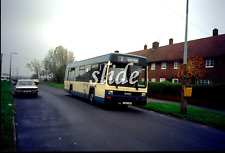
9,52,18,84
181,0,189,114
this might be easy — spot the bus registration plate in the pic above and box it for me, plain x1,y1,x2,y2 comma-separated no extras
123,102,132,105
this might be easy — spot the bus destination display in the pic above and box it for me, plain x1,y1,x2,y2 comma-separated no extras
117,55,139,63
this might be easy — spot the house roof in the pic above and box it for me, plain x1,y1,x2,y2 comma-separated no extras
128,34,225,63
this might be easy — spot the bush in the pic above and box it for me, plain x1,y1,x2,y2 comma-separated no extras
148,81,182,96
148,82,225,108
191,83,225,107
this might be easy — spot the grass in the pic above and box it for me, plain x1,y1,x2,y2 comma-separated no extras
39,82,64,89
1,81,15,152
139,102,225,131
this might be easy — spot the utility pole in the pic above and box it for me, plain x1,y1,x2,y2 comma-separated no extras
1,53,3,74
17,67,18,80
181,0,189,114
9,52,18,84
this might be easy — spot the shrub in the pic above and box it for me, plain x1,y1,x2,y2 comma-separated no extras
148,81,182,96
148,82,225,108
191,83,225,107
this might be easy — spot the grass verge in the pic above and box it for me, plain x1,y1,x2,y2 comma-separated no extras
39,82,64,89
139,102,225,131
1,81,15,152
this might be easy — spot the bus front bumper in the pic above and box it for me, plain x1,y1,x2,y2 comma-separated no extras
104,96,147,106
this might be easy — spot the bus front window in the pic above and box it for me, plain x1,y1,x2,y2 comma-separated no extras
107,63,146,88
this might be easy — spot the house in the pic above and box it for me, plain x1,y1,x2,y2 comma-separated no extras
128,28,225,84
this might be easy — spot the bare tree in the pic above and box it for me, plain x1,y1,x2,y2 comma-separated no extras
42,56,51,81
26,59,42,79
44,46,75,83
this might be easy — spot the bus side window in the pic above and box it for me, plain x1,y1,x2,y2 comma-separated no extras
84,65,91,82
77,66,85,81
90,64,99,82
98,63,107,83
65,69,69,81
69,68,75,81
74,67,79,81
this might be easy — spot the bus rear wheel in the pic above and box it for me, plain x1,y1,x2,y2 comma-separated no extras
69,89,73,97
89,90,94,105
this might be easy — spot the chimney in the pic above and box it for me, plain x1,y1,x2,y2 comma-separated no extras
169,38,173,45
152,41,159,50
213,28,218,36
144,44,147,50
115,50,119,53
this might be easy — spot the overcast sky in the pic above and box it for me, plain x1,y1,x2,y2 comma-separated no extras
1,0,225,77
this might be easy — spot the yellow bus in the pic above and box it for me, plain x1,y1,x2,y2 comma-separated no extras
64,53,148,107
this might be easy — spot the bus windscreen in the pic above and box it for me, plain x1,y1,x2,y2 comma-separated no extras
107,63,146,88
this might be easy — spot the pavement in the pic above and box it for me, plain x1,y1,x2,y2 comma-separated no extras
147,97,225,114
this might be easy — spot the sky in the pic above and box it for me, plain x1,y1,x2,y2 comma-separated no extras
1,0,225,78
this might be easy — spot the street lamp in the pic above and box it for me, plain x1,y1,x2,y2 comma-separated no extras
9,52,18,84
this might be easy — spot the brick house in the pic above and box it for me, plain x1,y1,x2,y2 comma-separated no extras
128,29,225,84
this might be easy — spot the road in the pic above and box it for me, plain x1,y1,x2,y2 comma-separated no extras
15,84,225,151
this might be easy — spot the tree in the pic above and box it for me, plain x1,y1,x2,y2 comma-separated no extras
42,57,51,81
26,59,42,79
175,56,206,84
44,46,75,83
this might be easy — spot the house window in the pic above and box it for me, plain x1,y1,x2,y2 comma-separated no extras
198,79,213,84
205,59,214,68
160,78,166,82
174,61,180,69
151,63,155,70
161,62,167,69
172,78,179,83
151,78,156,82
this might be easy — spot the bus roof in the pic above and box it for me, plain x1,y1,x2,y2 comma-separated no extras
66,53,147,69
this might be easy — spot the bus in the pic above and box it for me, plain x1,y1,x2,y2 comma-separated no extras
64,53,148,107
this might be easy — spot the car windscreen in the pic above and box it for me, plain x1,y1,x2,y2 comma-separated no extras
17,81,34,85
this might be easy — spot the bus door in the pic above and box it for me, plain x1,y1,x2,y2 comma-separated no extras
68,68,75,91
83,65,91,99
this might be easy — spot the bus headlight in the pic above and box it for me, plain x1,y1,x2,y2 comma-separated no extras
141,93,146,97
108,90,113,95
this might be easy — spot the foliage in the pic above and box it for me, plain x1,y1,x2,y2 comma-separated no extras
1,81,15,151
26,45,75,82
148,82,225,109
174,56,206,84
148,81,182,96
191,83,225,104
26,59,42,79
43,46,75,83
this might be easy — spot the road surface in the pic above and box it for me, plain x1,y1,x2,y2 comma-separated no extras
15,84,225,151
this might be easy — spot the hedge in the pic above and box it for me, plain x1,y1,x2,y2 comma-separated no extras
191,83,225,102
148,81,182,96
148,81,225,109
